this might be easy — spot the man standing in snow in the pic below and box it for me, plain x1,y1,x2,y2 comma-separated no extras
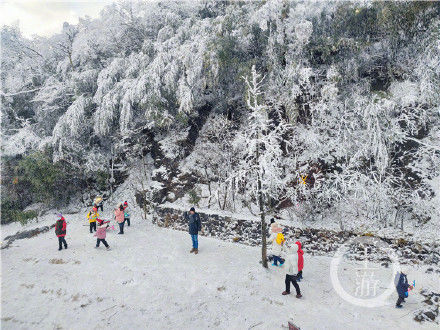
55,215,68,251
183,207,201,254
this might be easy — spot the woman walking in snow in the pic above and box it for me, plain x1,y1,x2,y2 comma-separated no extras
55,215,68,251
183,207,201,254
95,221,110,250
282,243,302,298
115,204,125,234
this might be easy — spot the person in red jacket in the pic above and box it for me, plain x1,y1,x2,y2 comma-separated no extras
295,241,304,281
55,215,68,251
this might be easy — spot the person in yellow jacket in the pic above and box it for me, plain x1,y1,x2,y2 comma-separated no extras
269,219,285,266
87,207,99,233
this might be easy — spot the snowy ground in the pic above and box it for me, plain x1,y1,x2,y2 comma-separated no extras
1,210,439,329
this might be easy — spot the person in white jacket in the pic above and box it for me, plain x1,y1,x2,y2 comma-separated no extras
282,243,302,298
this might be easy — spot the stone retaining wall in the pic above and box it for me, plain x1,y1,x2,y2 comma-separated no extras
153,205,440,270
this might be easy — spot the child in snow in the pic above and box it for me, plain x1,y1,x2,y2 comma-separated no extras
123,201,130,227
295,241,304,281
282,243,302,298
55,215,68,251
87,207,99,233
115,204,125,234
269,220,285,266
395,269,413,308
94,221,110,250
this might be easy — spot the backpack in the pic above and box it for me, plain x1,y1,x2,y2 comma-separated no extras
276,233,285,245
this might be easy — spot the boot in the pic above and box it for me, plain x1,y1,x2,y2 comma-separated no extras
190,248,195,253
282,291,290,295
296,294,302,298
194,249,198,254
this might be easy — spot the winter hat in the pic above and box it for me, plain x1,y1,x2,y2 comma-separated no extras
190,207,195,212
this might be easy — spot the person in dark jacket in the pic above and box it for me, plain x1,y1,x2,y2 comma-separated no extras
183,207,201,254
395,270,413,308
55,215,68,251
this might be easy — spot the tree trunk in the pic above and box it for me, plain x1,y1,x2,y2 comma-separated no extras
217,190,222,210
256,143,268,268
68,53,73,67
109,146,115,197
222,189,228,210
204,166,212,208
258,175,267,268
232,178,236,212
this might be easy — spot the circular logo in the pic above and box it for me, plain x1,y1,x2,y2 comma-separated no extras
330,236,400,308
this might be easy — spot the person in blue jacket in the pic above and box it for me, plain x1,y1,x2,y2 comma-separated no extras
395,269,413,308
183,207,201,254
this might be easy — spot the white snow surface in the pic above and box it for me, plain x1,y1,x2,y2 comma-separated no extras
1,208,439,329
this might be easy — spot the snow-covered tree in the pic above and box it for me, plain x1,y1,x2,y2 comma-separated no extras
227,65,289,268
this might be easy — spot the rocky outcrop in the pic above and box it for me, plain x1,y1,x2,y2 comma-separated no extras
149,103,213,204
2,224,55,249
414,290,440,324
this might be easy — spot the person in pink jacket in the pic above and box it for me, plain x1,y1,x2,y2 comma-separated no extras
94,221,110,250
114,204,125,234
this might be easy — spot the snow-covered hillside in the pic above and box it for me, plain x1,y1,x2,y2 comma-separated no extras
1,209,439,329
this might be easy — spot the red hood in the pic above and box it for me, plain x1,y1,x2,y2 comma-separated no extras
295,241,304,255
